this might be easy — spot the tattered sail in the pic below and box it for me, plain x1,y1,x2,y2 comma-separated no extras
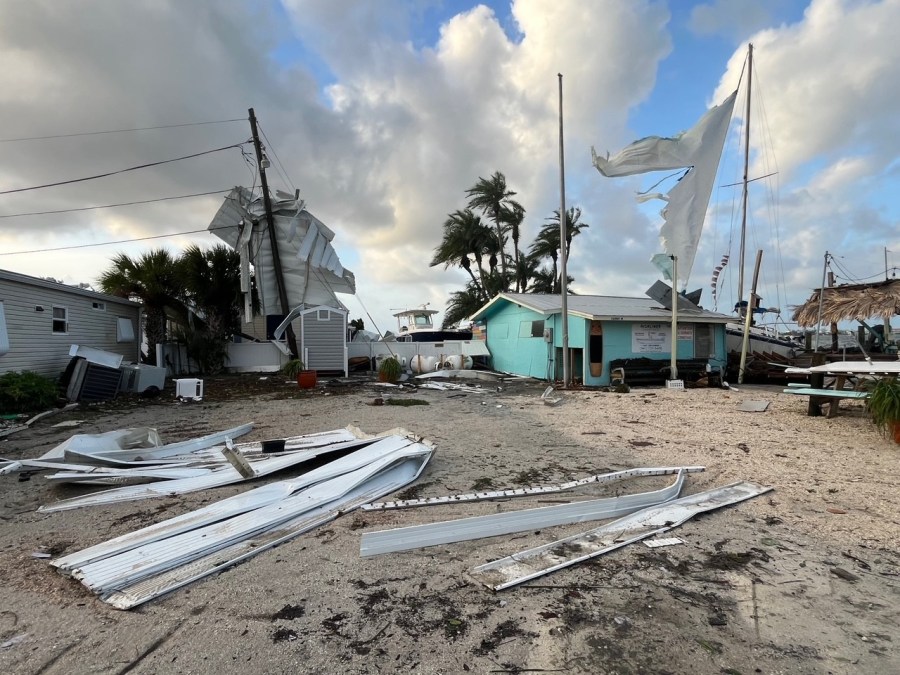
208,187,356,317
592,91,737,287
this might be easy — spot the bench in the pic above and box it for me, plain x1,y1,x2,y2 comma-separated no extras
783,387,869,418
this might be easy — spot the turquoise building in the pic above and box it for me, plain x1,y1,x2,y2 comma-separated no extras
470,293,732,386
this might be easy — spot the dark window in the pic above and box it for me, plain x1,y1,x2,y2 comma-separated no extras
52,306,68,334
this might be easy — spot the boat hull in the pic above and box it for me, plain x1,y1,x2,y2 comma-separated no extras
725,323,796,358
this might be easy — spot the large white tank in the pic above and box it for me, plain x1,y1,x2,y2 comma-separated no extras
409,355,438,374
441,354,473,370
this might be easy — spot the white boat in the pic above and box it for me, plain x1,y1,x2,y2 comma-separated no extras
391,306,472,343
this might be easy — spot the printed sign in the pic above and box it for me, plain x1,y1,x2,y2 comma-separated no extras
632,323,670,353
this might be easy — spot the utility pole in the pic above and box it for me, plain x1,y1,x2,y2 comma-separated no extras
248,107,299,359
558,73,569,388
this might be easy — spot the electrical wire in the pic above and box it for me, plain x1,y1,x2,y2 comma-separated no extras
0,141,249,196
0,118,247,144
258,123,297,193
0,189,230,219
0,223,239,256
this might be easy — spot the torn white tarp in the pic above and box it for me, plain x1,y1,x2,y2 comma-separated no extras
208,187,355,314
470,480,772,591
591,90,737,286
360,470,687,557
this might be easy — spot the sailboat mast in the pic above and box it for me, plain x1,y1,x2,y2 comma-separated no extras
737,43,753,309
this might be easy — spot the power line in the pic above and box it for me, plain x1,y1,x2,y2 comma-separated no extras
0,189,230,219
0,224,236,256
258,123,296,193
0,141,249,196
0,118,247,144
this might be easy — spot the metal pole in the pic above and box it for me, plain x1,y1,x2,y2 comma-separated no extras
738,250,763,384
249,107,299,359
814,251,828,351
558,73,569,388
670,255,678,381
737,43,753,310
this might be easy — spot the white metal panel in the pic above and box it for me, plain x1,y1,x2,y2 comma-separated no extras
100,449,434,609
469,480,773,591
51,435,420,571
360,470,686,556
71,443,433,594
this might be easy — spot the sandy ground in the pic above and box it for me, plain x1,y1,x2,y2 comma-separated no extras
0,373,898,675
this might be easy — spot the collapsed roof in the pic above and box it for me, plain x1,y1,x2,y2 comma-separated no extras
208,187,356,316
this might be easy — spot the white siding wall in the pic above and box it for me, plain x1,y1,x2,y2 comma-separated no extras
300,307,347,373
0,275,141,379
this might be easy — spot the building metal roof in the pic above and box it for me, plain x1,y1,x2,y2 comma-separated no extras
0,268,141,306
471,293,732,324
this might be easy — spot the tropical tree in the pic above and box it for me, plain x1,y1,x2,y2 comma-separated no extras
430,209,497,304
98,249,187,365
178,244,244,338
176,244,246,374
530,207,590,293
465,172,517,280
442,283,486,329
500,200,526,291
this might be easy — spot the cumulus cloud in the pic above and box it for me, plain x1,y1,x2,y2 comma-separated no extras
1,0,898,333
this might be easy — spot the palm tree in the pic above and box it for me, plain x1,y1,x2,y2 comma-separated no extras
98,249,187,365
442,283,485,329
465,172,517,282
176,244,246,374
528,226,561,292
500,200,526,291
532,207,589,293
430,209,495,303
178,244,244,338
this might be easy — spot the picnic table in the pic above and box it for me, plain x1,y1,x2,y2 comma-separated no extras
783,360,900,417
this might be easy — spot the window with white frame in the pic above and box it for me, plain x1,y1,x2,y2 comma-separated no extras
317,309,329,321
52,306,68,334
91,301,106,311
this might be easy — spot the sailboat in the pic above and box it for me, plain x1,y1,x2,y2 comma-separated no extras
592,43,796,363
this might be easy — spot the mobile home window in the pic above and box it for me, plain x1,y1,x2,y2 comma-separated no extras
92,301,106,311
117,317,136,343
52,306,68,334
317,309,329,321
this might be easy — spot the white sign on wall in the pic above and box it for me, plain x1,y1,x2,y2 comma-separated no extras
632,323,670,353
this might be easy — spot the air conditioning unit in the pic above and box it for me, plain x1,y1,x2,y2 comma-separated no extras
119,363,166,394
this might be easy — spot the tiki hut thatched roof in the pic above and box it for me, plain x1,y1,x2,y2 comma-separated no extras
791,279,900,327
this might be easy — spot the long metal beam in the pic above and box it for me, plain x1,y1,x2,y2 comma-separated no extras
361,466,705,510
469,480,772,591
360,470,686,557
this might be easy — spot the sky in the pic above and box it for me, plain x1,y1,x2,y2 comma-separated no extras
1,0,898,336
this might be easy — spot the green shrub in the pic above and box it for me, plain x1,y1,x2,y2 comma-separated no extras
280,358,306,377
0,371,60,414
864,377,900,438
378,356,402,383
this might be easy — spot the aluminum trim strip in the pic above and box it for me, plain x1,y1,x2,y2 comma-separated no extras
361,466,705,510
